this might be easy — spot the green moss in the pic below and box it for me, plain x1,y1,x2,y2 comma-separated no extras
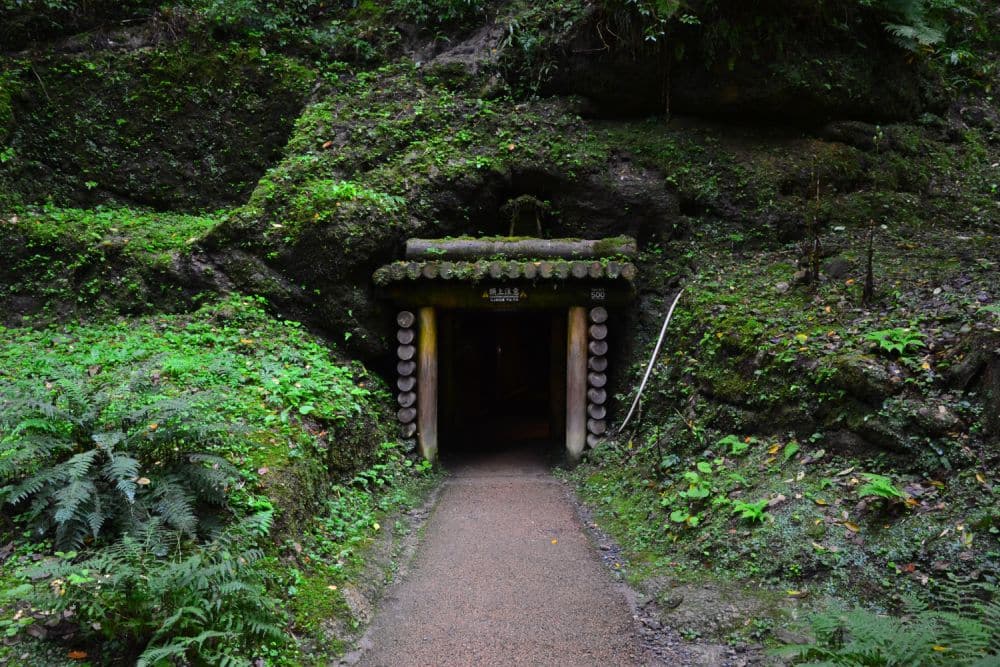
0,43,314,210
233,61,609,255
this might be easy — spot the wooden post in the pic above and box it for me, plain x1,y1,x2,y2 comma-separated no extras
417,307,438,462
566,306,587,464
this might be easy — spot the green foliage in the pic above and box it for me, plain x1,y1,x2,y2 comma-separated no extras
731,499,768,524
498,0,589,94
719,434,750,456
859,0,965,51
778,584,1000,665
865,327,926,356
390,0,484,28
291,179,406,226
0,380,238,549
301,441,433,576
857,473,907,502
189,0,333,34
665,459,732,527
3,512,284,664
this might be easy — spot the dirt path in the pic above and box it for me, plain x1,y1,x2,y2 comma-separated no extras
350,444,651,667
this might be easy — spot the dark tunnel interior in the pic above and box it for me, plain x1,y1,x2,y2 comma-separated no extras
438,310,567,459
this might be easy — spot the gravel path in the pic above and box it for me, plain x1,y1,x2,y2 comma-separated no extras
352,444,652,667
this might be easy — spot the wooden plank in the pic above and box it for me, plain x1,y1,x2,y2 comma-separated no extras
417,307,438,462
380,281,635,310
588,340,608,356
589,307,608,324
587,356,608,372
566,306,587,465
397,328,415,344
405,237,638,261
589,323,608,341
397,360,416,376
397,376,417,392
397,311,416,328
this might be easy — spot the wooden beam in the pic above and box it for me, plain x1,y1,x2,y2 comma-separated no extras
566,306,587,465
405,237,638,261
417,306,438,463
380,281,634,310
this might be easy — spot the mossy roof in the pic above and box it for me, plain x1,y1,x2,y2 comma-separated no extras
373,259,637,286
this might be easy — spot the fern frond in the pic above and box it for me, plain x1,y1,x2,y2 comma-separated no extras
53,479,96,524
51,449,100,483
3,466,59,505
150,478,198,535
103,454,140,502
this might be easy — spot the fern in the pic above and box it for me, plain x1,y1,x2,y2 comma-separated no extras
0,382,239,549
6,511,285,664
778,580,1000,665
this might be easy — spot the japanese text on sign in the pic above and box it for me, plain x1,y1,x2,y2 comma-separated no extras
483,287,524,303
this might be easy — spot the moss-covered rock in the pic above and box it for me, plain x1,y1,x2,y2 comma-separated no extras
0,43,313,210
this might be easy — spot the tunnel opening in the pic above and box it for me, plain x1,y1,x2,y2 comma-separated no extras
375,235,637,464
438,310,567,461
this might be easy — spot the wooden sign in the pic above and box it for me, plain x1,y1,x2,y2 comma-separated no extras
482,286,526,304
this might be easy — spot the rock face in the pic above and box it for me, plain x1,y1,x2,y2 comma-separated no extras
0,45,313,210
948,332,1000,439
537,4,926,121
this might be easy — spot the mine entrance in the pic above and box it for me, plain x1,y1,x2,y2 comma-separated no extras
439,310,566,457
374,235,638,464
